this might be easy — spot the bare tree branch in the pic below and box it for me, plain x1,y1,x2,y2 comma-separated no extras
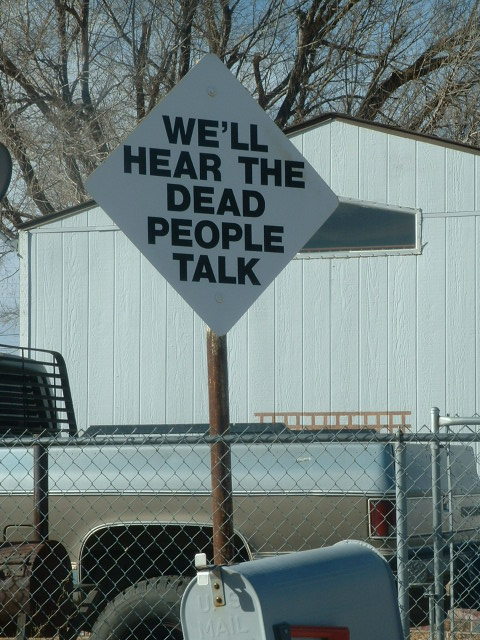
0,0,477,232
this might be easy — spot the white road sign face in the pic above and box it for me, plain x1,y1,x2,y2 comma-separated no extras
86,55,338,335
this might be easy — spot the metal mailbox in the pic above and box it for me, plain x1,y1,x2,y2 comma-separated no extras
181,541,403,640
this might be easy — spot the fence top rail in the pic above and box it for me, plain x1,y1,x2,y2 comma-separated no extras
439,416,480,427
0,430,479,447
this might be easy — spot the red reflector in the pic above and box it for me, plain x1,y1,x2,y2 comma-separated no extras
290,626,349,640
369,499,396,537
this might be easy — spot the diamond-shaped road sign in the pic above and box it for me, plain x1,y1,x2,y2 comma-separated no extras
87,55,338,336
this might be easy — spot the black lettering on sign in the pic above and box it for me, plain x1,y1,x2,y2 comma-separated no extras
162,116,195,144
124,146,146,174
173,253,194,280
244,224,262,252
148,217,284,254
217,189,241,216
285,160,305,188
198,120,219,148
194,221,220,249
167,184,190,211
193,255,216,282
199,154,221,181
173,151,221,180
149,148,170,176
173,151,197,179
171,254,261,284
218,256,236,283
237,157,305,187
193,186,215,214
249,125,268,152
238,258,260,285
230,123,268,152
221,222,242,250
125,147,223,181
264,225,285,252
230,123,249,150
171,218,193,246
148,216,168,243
167,184,265,217
260,158,282,186
237,156,258,184
243,191,264,217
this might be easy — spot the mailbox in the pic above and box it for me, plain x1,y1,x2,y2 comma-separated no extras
180,541,403,640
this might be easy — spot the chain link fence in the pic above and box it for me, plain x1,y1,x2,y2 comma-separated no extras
0,426,479,640
1,346,480,640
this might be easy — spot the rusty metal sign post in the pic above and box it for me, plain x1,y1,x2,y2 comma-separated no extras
207,329,234,566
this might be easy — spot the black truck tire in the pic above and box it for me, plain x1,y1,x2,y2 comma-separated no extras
89,576,188,640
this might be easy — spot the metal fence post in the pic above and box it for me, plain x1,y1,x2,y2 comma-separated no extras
428,585,435,640
445,426,455,640
33,443,49,542
431,407,445,640
395,428,410,640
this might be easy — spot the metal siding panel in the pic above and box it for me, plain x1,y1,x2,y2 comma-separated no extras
87,206,116,227
114,233,141,423
274,261,303,417
416,142,446,213
165,288,195,422
193,315,209,423
289,132,303,154
62,211,88,228
330,121,359,198
445,216,476,415
387,134,417,426
446,149,475,212
246,283,275,420
359,258,388,410
302,258,331,412
359,128,387,203
416,218,446,426
301,124,332,186
387,255,417,427
388,136,416,207
228,314,248,422
139,255,168,423
62,231,89,430
19,232,31,346
330,259,359,409
42,219,62,229
88,230,115,428
35,232,63,351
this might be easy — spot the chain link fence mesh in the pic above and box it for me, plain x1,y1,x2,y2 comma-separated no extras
0,428,480,640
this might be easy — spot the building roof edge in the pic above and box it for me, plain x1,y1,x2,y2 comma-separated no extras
284,112,480,155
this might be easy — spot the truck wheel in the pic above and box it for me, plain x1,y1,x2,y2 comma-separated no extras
89,576,188,640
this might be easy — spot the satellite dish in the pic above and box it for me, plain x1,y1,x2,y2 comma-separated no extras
0,144,12,201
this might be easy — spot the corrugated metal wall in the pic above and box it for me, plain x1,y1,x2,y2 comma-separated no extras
20,118,480,431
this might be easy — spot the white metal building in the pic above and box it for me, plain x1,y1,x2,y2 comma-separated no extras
19,114,480,432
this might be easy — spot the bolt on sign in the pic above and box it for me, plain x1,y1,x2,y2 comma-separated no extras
87,55,338,336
